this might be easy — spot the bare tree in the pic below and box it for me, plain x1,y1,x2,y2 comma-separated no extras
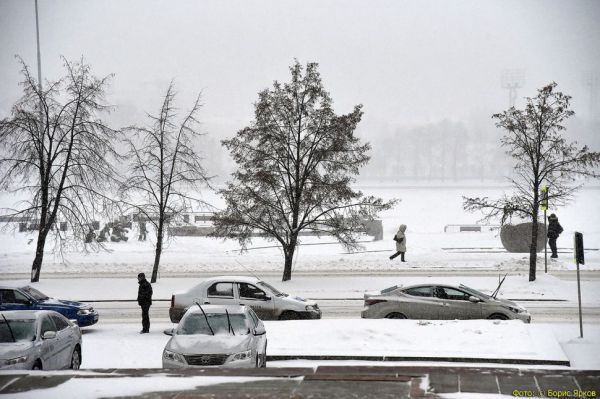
464,83,600,281
213,61,396,281
0,58,121,282
119,83,212,283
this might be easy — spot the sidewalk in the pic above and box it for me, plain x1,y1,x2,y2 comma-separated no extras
1,366,598,398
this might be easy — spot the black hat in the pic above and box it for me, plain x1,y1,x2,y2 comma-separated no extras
138,273,145,279
548,213,558,220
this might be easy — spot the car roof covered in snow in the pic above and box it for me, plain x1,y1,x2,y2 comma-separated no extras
200,275,261,285
0,310,58,320
0,283,27,289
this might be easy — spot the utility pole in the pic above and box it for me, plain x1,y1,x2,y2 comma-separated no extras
574,232,585,338
501,69,525,108
33,0,44,284
34,0,42,92
584,72,599,121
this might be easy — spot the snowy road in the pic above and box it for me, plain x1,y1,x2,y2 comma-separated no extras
90,299,600,324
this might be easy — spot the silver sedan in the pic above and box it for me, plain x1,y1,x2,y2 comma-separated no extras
163,305,267,369
361,283,531,322
0,310,82,370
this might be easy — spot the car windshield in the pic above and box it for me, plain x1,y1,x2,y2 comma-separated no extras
0,319,36,343
21,287,49,301
257,281,285,297
178,313,249,336
459,285,491,299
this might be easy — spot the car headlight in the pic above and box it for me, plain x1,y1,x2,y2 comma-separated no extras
77,308,94,315
229,350,252,362
162,350,186,363
305,304,319,311
4,356,28,366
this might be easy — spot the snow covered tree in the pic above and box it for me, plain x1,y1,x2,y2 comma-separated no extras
213,61,395,281
0,58,121,282
464,83,600,281
119,83,212,283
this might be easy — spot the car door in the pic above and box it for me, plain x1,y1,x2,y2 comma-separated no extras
401,286,442,319
435,286,482,320
38,315,58,370
237,283,275,320
50,314,73,368
201,282,238,306
0,289,31,311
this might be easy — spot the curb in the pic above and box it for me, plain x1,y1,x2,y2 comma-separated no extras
265,355,571,367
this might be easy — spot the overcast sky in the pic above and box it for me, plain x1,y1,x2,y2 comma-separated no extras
1,0,599,138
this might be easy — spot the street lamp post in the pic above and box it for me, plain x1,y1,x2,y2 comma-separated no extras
34,0,42,92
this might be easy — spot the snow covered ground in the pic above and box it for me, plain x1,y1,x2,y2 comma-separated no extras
1,186,598,376
79,320,599,370
1,374,283,399
0,186,598,275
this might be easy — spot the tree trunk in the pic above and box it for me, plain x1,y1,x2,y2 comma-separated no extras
282,237,297,282
529,215,539,282
151,220,164,283
31,229,48,282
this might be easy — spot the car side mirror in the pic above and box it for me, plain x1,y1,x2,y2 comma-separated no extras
254,324,266,336
468,296,481,303
42,331,57,340
163,328,174,336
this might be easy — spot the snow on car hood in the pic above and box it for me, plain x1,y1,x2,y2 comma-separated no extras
166,334,252,355
0,342,34,360
278,295,317,307
489,297,527,311
39,298,89,309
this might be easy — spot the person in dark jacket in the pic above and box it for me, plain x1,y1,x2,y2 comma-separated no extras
547,213,564,258
137,273,153,333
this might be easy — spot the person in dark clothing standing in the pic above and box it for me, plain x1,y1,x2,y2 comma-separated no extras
137,273,153,333
547,213,564,259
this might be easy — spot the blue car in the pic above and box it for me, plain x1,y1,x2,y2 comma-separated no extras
0,285,99,327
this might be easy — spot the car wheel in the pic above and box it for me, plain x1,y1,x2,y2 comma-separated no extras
279,311,299,320
32,360,42,370
385,312,407,319
261,342,267,368
70,346,82,370
488,313,508,320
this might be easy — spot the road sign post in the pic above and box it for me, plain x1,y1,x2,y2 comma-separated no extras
540,186,549,273
574,232,585,338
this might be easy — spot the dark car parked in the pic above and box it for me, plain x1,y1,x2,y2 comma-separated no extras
0,286,99,327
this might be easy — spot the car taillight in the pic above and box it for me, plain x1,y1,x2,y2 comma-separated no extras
365,299,386,306
171,295,175,308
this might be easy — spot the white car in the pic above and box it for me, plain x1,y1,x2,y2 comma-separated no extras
0,310,82,370
162,305,267,368
169,276,321,322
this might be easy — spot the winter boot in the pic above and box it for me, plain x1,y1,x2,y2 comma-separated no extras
400,252,406,262
389,252,400,260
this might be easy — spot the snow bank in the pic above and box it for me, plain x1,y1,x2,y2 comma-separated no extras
79,319,572,369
